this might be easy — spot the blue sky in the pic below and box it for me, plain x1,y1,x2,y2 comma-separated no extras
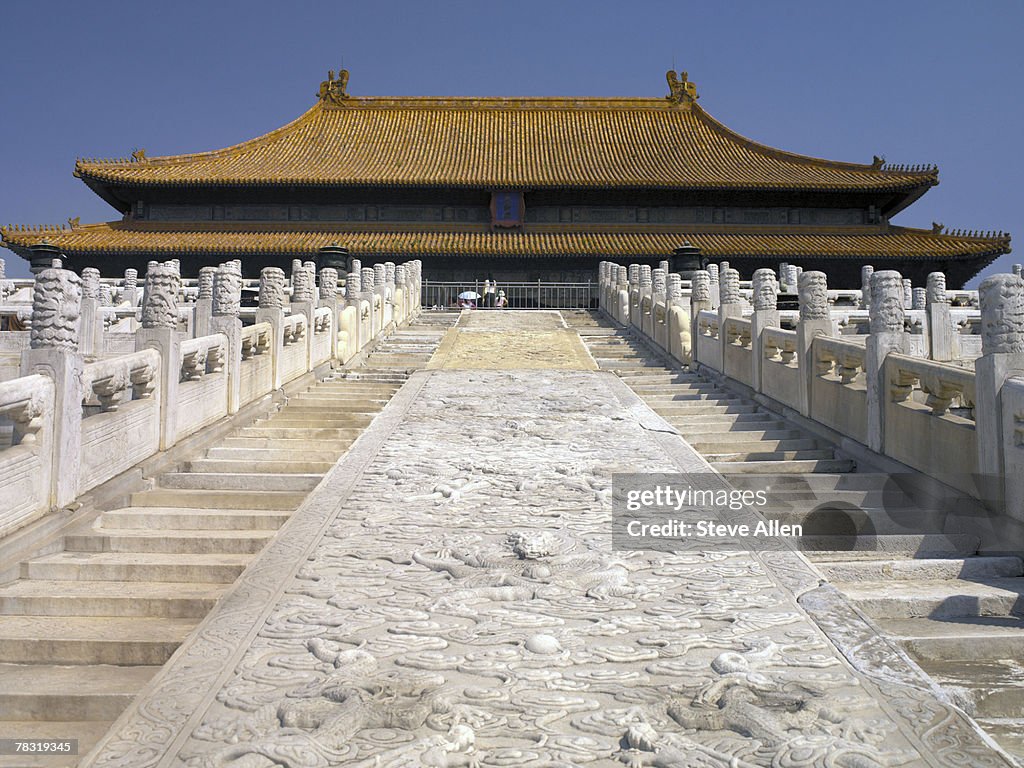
1,0,1020,284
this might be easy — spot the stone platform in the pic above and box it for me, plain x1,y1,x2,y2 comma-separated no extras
82,312,1012,767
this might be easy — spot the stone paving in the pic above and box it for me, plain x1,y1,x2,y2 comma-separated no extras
83,312,1013,768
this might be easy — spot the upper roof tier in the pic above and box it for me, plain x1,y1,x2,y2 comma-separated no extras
73,71,939,195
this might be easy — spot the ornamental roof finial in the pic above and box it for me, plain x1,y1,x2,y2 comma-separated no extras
319,68,350,105
666,70,697,105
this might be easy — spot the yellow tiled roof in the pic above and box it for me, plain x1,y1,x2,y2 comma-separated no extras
2,222,1008,261
73,97,938,192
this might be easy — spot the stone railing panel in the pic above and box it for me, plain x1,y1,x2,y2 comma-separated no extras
695,310,722,372
760,327,801,411
722,316,752,387
811,336,868,443
78,349,162,494
0,374,54,536
312,307,333,367
175,334,229,442
239,322,273,404
1001,376,1024,522
279,314,309,384
884,353,978,492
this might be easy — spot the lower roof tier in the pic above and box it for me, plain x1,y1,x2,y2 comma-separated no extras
1,221,1009,265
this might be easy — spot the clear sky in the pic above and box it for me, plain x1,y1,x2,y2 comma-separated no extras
1,0,1020,285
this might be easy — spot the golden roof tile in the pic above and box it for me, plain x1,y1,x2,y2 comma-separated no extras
72,93,938,192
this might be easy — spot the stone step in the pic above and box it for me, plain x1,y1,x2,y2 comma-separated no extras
23,552,252,583
0,616,195,664
653,403,759,416
712,459,856,474
692,438,824,453
131,488,305,510
259,416,376,429
204,446,344,462
764,506,947,536
837,578,1024,619
309,385,401,395
915,658,1024,719
877,616,1024,662
818,557,1024,582
0,580,224,618
159,471,321,492
598,360,672,369
0,663,158,721
286,395,391,406
237,425,368,439
797,533,979,557
973,719,1024,760
0,720,113,767
707,449,836,463
728,472,895,491
674,420,791,435
217,436,355,451
64,527,274,555
686,428,806,443
641,392,740,403
100,507,290,531
185,458,335,474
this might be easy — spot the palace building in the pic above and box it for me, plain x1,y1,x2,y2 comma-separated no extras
1,71,1010,286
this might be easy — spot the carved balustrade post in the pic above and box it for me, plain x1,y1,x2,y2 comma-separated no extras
865,270,909,453
79,267,104,358
210,261,243,414
611,265,627,326
975,274,1024,514
134,261,182,450
707,263,720,309
122,268,139,307
290,262,317,372
192,266,216,339
796,271,832,417
924,272,958,363
20,268,83,508
256,267,287,389
750,268,780,393
689,270,712,366
717,268,743,373
362,266,379,342
860,265,874,310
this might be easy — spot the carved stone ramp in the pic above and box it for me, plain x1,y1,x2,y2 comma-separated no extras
568,310,1024,763
81,312,1011,767
0,316,454,767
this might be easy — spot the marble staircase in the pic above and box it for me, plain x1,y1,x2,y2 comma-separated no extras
566,310,1024,761
0,316,453,766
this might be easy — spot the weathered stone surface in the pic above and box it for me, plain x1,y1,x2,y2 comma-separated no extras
84,313,1009,768
927,271,948,306
429,310,597,370
258,267,286,310
869,270,905,334
141,262,181,329
197,267,216,300
798,270,828,320
212,262,242,318
691,270,711,302
720,268,740,304
30,268,82,350
81,267,101,300
979,274,1024,355
752,268,777,310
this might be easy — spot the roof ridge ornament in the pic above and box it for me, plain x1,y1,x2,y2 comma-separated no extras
131,148,148,163
319,68,350,105
665,70,697,105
